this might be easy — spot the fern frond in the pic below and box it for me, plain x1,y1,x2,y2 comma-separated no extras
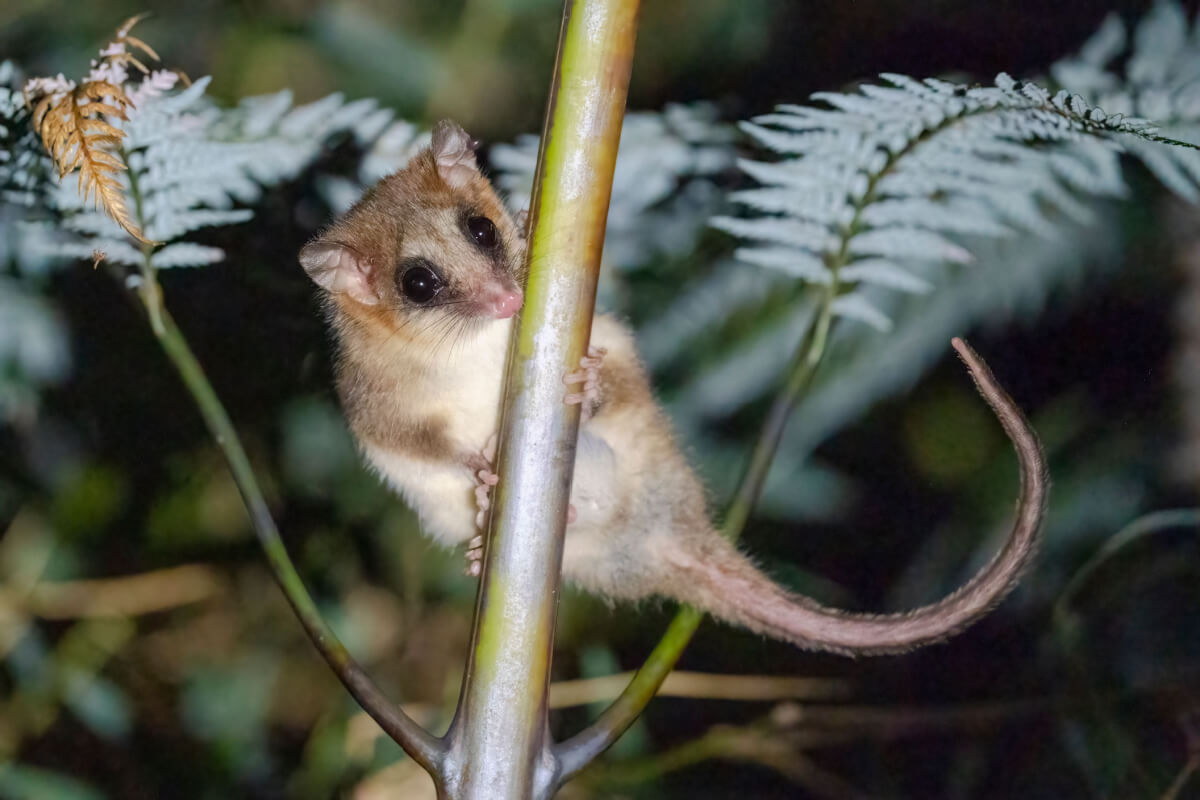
665,208,1120,470
1,64,51,209
0,275,70,424
493,103,734,275
713,70,1196,334
23,56,403,269
632,2,1200,458
23,17,160,244
780,215,1122,458
1051,1,1200,197
30,83,146,243
637,261,789,367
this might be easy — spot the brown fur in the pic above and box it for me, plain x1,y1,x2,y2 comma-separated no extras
300,121,1049,656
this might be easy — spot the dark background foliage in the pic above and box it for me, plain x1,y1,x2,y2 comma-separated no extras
3,1,1200,797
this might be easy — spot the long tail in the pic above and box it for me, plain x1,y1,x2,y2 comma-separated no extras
665,338,1048,656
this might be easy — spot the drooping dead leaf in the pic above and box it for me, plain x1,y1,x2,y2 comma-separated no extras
24,14,164,245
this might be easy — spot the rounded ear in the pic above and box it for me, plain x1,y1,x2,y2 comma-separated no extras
431,119,479,189
299,240,380,306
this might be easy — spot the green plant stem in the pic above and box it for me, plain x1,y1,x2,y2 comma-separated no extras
441,1,640,797
555,291,836,781
121,151,440,770
129,263,442,772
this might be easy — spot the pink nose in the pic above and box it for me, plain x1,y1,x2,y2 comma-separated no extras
487,288,524,318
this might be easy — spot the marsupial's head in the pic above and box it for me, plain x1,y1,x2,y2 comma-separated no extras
300,120,525,347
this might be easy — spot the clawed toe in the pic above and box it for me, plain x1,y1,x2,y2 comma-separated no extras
469,444,500,570
563,346,605,421
464,534,485,576
473,471,498,528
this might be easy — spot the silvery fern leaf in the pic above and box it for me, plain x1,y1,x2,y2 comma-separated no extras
644,3,1200,447
28,74,408,270
784,213,1122,459
492,103,735,277
317,118,427,215
637,260,789,367
665,298,818,420
669,212,1119,520
1,63,60,277
1052,1,1200,197
0,276,69,424
713,69,1194,333
1,61,70,421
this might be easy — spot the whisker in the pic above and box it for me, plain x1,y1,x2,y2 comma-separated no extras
433,315,462,354
368,294,503,356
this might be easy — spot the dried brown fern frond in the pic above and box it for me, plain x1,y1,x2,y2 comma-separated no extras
105,13,160,79
23,14,165,245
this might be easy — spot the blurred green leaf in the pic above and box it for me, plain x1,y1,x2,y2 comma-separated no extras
280,398,358,492
146,452,251,550
61,674,130,741
181,652,280,775
50,465,126,544
0,765,104,800
902,379,1003,488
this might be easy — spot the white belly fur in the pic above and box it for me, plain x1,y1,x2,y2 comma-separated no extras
358,314,631,581
363,443,478,546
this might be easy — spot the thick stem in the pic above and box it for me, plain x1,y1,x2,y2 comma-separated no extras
134,278,443,773
443,1,640,798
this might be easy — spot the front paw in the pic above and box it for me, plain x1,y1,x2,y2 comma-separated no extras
563,345,606,422
471,432,500,529
466,433,499,576
473,468,499,530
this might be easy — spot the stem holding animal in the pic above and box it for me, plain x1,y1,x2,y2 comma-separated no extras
442,1,641,798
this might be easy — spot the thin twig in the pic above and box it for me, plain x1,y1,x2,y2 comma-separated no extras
548,670,848,708
132,283,443,772
574,704,871,800
119,155,443,771
1162,754,1200,800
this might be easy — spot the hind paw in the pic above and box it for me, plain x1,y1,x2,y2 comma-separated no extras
464,535,484,577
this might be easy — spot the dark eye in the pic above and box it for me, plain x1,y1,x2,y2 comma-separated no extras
399,261,443,304
466,215,498,250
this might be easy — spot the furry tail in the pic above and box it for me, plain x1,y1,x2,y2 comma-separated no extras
666,338,1048,656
